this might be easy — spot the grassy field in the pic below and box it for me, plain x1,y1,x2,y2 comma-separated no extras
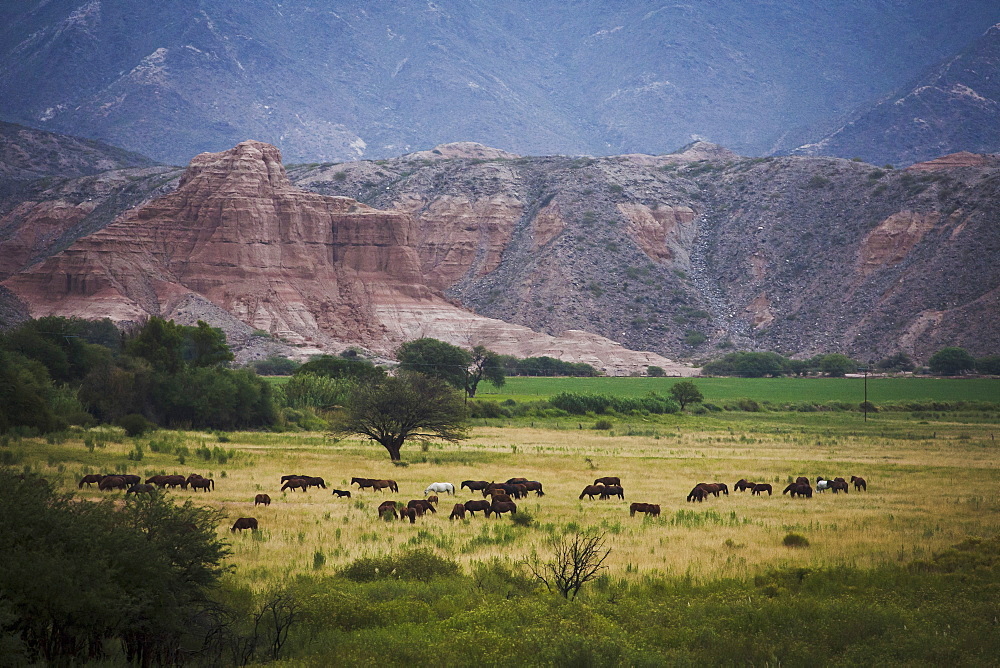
12,406,1000,587
477,375,1000,404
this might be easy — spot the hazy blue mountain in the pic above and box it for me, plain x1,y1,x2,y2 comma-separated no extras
789,23,1000,166
0,1,998,164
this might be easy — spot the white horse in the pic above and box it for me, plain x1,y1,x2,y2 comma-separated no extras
816,478,831,493
424,482,455,496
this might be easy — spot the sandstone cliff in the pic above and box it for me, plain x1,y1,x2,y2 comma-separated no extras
2,141,693,375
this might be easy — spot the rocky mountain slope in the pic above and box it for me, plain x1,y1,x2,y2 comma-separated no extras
791,24,1000,166
0,141,693,375
1,1,998,165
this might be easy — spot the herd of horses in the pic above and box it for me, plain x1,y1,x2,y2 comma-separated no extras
688,476,867,502
78,472,215,494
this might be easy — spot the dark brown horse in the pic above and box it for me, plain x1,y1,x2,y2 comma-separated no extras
464,500,492,517
783,483,813,498
600,485,625,500
851,475,867,491
830,479,849,493
696,483,723,497
449,503,466,520
630,502,649,516
408,499,436,514
121,474,141,486
231,517,258,532
490,500,517,517
687,486,707,502
461,480,490,491
331,489,352,498
522,481,545,496
399,507,417,523
99,476,127,491
505,477,529,484
254,493,271,506
594,476,620,486
426,495,439,506
378,501,398,520
734,479,755,492
125,483,156,495
190,478,214,492
795,476,810,486
281,478,309,492
751,483,772,496
78,474,105,488
579,484,606,500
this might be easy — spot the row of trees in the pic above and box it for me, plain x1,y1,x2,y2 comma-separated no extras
700,348,1000,378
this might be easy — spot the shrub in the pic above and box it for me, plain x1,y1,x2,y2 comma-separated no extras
339,548,459,582
592,419,613,430
116,413,156,437
511,510,534,527
783,533,810,548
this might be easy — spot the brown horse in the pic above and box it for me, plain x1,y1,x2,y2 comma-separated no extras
579,484,606,500
99,476,127,491
734,479,755,492
449,503,466,520
126,483,156,495
751,483,772,496
830,479,849,493
600,485,625,500
464,500,492,517
426,495,439,506
190,478,214,492
490,500,517,517
461,480,490,491
594,476,620,486
851,475,867,491
630,502,649,516
696,483,723,497
488,492,513,504
254,493,271,507
522,481,545,496
505,477,528,484
795,476,810,486
162,474,187,489
331,489,352,498
399,507,417,523
231,518,258,532
378,501,398,520
408,499,436,514
281,478,309,492
78,474,105,488
783,483,813,498
687,486,707,502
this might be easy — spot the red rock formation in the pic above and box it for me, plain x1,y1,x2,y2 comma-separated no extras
3,141,693,375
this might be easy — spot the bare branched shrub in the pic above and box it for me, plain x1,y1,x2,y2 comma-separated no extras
525,531,611,599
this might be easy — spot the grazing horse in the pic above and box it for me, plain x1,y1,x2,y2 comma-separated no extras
490,500,517,517
522,481,545,496
126,483,156,495
505,477,528,485
830,479,849,493
630,502,649,516
377,501,398,520
426,495,439,506
462,480,490,492
464,500,492,517
449,503,466,520
424,482,455,496
816,478,831,493
851,475,867,491
696,483,723,497
281,478,309,492
594,476,620,486
714,483,730,495
281,474,308,483
78,474,105,488
408,499,436,514
254,493,271,506
488,492,513,504
122,474,141,486
99,476,127,491
795,476,810,486
687,486,708,502
190,478,214,492
331,489,352,498
579,484,606,500
734,479,755,492
783,483,813,498
600,485,625,500
751,483,772,496
163,475,187,489
399,507,417,523
231,518,258,532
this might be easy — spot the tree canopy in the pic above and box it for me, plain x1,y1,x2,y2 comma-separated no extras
928,347,976,376
668,380,704,410
466,345,506,397
331,370,469,460
396,338,471,390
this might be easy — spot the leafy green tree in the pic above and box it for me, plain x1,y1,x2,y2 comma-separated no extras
818,353,856,377
467,345,505,397
877,352,915,372
252,356,301,376
185,320,234,367
703,351,789,377
281,373,354,409
928,347,975,375
669,380,704,410
125,317,185,373
397,338,472,390
0,350,60,433
295,354,385,381
331,371,468,460
646,365,666,377
976,355,1000,375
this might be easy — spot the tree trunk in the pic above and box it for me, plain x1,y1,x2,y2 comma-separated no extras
383,443,402,461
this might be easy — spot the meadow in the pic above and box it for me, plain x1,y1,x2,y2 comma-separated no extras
11,404,999,583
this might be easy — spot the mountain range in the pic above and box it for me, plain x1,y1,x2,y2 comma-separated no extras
1,1,999,166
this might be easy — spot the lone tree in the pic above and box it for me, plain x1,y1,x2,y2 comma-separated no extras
466,345,505,397
332,370,469,460
525,531,611,599
928,347,975,376
668,380,704,410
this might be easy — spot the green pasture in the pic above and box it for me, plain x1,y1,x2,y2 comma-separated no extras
476,375,1000,404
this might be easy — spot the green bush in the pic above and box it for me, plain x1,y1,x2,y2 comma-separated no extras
592,419,613,430
339,548,460,582
115,413,156,437
783,533,810,548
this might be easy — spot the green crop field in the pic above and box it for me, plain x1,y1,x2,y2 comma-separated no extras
475,375,1000,404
